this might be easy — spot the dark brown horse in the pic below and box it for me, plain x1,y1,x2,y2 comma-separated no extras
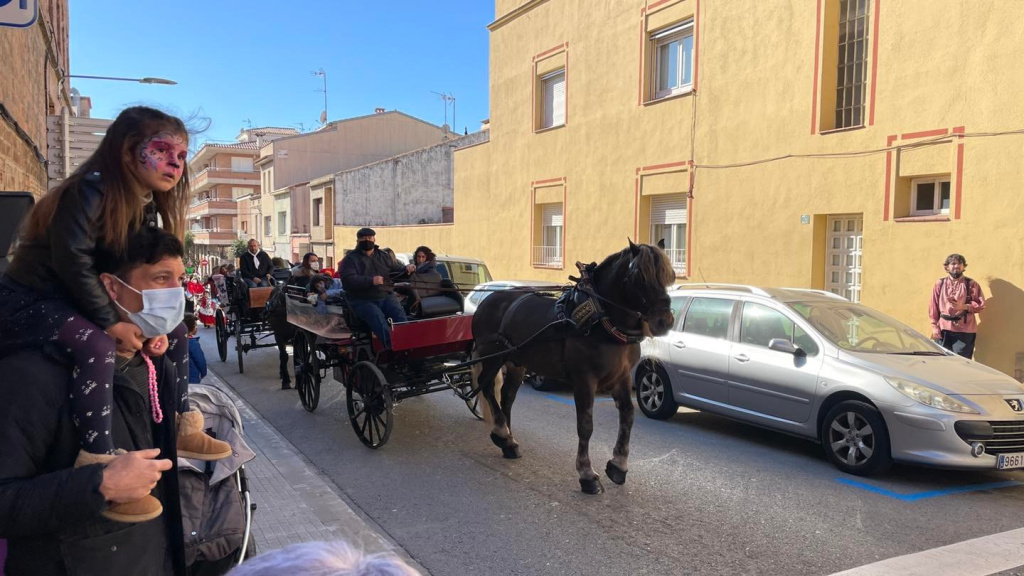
470,241,676,493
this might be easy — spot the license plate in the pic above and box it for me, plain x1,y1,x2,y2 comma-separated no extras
997,453,1024,470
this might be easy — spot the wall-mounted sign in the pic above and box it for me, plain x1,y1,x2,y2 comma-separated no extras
276,150,288,159
800,214,811,225
0,0,38,28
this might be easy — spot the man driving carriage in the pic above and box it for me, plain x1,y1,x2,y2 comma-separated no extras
239,239,273,288
339,228,416,349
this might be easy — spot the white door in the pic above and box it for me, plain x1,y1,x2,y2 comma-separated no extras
826,215,863,302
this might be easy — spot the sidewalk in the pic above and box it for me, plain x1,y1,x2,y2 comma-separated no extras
202,369,427,573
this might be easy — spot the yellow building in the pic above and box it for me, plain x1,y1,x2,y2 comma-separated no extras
337,0,1024,379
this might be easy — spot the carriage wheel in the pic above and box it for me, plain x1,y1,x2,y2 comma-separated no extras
234,312,245,374
215,309,229,362
346,361,393,448
293,331,320,412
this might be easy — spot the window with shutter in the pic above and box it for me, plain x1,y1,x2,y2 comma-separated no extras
534,203,564,267
650,194,687,274
541,70,566,129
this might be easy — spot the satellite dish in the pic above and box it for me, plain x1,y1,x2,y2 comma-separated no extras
320,110,327,124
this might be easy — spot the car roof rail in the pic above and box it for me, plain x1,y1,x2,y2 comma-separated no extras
671,283,772,297
778,288,850,301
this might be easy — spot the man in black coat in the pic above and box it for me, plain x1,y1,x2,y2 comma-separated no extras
239,238,273,287
339,228,415,349
0,227,188,576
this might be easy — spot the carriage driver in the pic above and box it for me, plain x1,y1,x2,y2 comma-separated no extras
339,228,416,349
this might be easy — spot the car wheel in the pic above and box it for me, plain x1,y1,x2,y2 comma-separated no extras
821,400,892,476
634,362,677,420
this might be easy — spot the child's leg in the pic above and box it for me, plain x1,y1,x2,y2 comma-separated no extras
56,316,117,455
166,322,190,413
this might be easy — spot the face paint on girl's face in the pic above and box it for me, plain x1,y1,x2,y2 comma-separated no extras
136,131,188,191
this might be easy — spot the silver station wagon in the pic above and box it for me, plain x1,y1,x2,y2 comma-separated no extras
634,285,1024,475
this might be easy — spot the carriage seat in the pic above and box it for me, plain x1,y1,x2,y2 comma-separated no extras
411,274,463,318
248,286,274,309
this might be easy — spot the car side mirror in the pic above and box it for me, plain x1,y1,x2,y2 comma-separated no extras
769,338,806,357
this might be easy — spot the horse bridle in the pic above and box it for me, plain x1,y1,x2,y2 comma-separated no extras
571,260,671,343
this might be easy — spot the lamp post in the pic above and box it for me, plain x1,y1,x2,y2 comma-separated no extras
67,75,177,85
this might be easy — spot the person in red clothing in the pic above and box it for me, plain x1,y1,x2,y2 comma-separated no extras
928,253,986,358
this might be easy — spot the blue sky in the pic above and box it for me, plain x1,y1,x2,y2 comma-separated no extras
69,1,493,147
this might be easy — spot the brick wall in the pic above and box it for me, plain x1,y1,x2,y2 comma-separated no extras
0,0,69,196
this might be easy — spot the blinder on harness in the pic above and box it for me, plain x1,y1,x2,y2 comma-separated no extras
555,261,646,344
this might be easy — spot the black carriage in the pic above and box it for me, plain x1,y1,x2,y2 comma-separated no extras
214,271,291,374
286,277,482,448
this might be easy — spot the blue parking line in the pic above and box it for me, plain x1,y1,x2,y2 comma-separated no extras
543,394,614,406
837,477,1024,502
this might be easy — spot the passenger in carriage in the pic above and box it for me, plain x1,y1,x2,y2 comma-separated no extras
287,252,320,289
412,246,437,275
339,228,416,349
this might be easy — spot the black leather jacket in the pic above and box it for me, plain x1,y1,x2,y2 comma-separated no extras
5,172,158,329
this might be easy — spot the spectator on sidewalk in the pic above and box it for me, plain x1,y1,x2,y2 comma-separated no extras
928,253,986,358
185,314,207,384
227,540,420,576
0,227,190,575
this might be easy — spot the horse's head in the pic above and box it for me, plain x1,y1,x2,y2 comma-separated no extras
597,240,676,337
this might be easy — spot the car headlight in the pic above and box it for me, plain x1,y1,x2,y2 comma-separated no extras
884,377,979,414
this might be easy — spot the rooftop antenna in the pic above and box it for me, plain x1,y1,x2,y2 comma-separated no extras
312,68,327,125
243,118,252,130
293,121,307,133
431,91,456,129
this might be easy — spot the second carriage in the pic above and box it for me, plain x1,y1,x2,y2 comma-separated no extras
286,276,483,448
214,269,292,374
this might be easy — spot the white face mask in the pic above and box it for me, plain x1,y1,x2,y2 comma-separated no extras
113,276,186,338
310,261,320,271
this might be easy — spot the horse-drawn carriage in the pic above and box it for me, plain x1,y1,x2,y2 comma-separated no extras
214,270,292,374
285,274,482,447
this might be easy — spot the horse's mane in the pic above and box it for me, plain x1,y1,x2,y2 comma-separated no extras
600,243,676,290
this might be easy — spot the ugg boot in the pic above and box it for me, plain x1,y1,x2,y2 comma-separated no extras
75,450,163,523
177,410,232,460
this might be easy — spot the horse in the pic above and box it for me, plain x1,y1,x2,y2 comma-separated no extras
470,241,676,494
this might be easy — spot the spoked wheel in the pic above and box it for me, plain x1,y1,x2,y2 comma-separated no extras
215,309,229,362
346,361,393,448
452,377,483,420
822,400,892,476
293,331,321,412
234,312,245,374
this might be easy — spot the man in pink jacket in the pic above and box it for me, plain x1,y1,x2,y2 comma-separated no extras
928,253,986,358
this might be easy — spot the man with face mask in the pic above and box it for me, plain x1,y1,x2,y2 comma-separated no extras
239,238,273,288
339,228,416,349
0,227,225,575
928,253,986,358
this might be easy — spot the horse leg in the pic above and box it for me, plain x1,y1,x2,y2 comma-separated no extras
605,377,634,485
574,377,603,494
475,357,514,454
497,364,525,459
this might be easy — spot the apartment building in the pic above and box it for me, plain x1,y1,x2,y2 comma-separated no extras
352,0,1024,378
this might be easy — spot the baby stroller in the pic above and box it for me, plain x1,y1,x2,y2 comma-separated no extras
178,384,258,575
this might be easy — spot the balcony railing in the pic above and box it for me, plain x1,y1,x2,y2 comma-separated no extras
664,248,687,275
191,165,256,178
532,245,563,268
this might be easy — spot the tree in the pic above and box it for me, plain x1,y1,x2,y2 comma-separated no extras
231,238,248,259
183,230,199,268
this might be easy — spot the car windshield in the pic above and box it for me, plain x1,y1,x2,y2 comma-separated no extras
440,261,493,286
789,301,941,354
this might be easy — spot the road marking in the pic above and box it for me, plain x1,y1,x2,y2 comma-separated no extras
837,477,1024,501
543,394,614,406
828,527,1024,575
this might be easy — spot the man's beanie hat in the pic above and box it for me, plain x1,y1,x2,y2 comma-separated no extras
357,227,376,238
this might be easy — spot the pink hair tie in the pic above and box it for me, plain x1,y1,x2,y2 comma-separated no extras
141,354,164,424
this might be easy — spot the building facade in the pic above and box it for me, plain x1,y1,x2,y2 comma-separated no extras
186,127,297,274
350,0,1024,379
256,110,450,264
0,0,70,196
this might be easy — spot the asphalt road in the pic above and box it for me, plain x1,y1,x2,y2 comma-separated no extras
198,332,1024,576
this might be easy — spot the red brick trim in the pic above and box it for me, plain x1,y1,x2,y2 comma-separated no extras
693,0,701,93
633,161,693,277
638,0,699,106
884,127,965,222
868,0,881,125
532,43,569,133
811,0,823,134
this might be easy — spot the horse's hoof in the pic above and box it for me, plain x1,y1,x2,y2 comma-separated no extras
501,444,521,459
490,432,508,448
605,461,628,485
580,478,604,494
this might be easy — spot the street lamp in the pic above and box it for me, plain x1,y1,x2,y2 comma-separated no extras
68,75,177,85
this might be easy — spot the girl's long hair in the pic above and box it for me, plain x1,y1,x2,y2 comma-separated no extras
24,106,190,254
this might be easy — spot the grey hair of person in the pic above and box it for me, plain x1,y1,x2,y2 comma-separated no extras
226,541,421,576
